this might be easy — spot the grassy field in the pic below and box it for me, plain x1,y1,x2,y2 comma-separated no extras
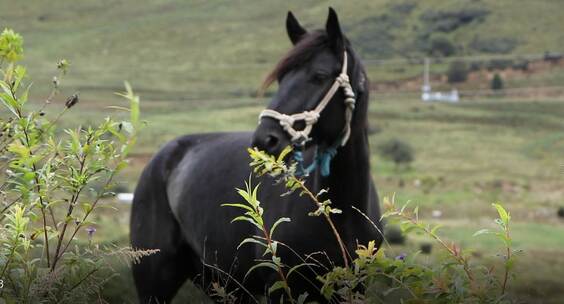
2,0,564,302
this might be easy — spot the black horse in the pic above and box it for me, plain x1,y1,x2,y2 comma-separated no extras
130,8,382,303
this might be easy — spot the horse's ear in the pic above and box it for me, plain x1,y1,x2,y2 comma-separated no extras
325,7,344,53
286,11,307,45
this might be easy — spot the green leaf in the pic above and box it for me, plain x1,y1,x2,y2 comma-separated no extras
18,83,31,106
251,184,260,206
237,237,267,250
236,188,252,206
473,229,491,237
270,217,291,238
492,203,510,226
244,261,278,280
0,87,19,116
277,145,292,162
268,280,286,295
105,105,130,112
430,224,442,235
231,216,263,231
13,65,26,92
287,263,317,279
81,202,92,214
400,200,411,214
221,203,254,212
297,292,309,304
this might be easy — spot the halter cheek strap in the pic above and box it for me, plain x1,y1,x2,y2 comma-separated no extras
259,51,356,147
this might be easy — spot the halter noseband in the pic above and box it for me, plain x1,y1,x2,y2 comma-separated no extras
259,51,356,147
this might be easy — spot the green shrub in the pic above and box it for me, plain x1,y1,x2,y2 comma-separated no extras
447,60,469,83
491,73,504,90
429,36,457,57
224,148,521,303
377,138,415,167
0,28,152,303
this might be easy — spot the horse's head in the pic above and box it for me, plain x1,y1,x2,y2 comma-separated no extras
252,8,368,157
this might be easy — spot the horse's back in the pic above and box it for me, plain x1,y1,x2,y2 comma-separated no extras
163,132,258,266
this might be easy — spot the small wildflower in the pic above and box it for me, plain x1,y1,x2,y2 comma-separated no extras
65,93,79,108
86,226,96,239
395,253,407,261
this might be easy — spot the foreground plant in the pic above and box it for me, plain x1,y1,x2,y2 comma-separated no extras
248,147,348,268
222,179,297,303
320,197,518,303
0,28,151,303
223,147,519,303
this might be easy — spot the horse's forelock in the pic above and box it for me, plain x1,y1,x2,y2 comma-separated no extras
259,30,328,95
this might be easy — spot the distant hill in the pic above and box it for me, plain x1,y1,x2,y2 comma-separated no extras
1,0,563,100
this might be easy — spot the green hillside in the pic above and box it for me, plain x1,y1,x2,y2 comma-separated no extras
2,2,564,302
1,0,563,101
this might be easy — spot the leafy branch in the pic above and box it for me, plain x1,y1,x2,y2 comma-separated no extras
248,147,349,269
222,178,295,303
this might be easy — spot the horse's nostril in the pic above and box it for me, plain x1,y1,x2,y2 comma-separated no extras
265,135,279,148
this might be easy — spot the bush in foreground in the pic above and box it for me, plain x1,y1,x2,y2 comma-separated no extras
216,147,520,303
0,28,152,303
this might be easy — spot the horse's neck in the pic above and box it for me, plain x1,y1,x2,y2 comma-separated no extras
316,129,371,212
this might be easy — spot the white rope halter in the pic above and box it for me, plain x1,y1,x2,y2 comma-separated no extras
259,51,356,146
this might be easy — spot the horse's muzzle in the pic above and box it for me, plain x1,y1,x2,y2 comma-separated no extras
251,118,291,156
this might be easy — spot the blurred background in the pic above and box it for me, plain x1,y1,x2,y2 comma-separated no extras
1,0,563,302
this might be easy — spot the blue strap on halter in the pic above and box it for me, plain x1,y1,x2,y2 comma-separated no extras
318,145,338,177
293,137,341,177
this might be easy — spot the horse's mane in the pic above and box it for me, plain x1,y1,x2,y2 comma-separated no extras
260,30,335,93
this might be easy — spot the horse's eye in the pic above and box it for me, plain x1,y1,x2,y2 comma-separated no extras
311,71,329,83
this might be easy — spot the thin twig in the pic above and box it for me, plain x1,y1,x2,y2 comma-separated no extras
295,178,350,269
68,268,98,292
351,205,392,250
51,146,89,270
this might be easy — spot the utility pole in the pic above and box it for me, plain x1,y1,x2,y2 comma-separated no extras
421,57,431,101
